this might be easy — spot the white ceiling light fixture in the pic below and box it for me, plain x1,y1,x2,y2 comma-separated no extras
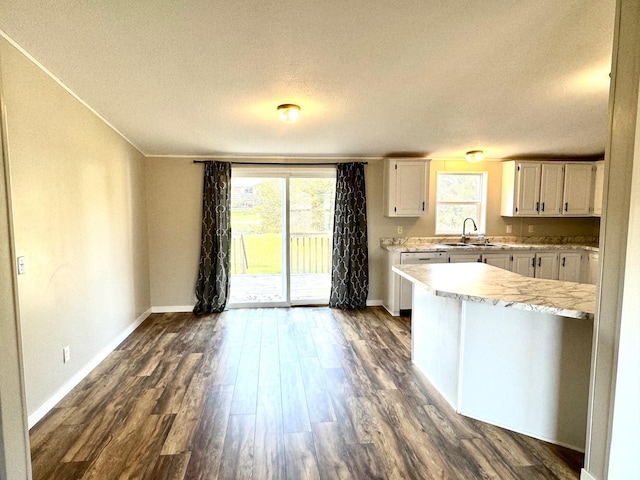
277,103,301,123
466,150,484,163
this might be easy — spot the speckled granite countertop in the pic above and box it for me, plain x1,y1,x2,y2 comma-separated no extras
392,262,595,320
381,236,599,253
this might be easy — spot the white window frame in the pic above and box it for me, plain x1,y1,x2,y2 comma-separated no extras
435,171,488,235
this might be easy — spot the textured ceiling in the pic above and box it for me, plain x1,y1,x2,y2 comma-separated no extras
0,0,616,159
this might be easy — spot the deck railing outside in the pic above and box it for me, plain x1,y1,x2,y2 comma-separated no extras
290,233,332,274
231,233,332,274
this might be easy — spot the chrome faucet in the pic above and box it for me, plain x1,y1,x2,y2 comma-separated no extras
462,217,478,242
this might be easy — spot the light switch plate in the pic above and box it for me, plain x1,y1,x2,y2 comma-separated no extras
16,256,25,275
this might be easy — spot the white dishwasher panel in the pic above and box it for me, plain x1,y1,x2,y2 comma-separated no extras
400,251,447,310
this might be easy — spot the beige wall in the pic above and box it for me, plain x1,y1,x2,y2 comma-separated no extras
146,157,599,307
146,157,202,307
0,37,150,417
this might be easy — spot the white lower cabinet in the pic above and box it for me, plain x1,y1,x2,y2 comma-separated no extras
448,253,482,263
586,252,599,285
511,251,560,280
481,253,512,270
534,252,560,279
558,252,583,282
511,253,536,277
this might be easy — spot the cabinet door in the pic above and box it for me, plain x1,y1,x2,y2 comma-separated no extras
563,163,593,215
511,253,535,277
539,163,565,215
535,252,559,280
384,160,428,216
558,252,583,282
515,163,541,216
481,253,511,270
592,161,605,216
448,253,481,263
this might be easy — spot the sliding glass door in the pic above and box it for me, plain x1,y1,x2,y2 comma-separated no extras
228,168,335,307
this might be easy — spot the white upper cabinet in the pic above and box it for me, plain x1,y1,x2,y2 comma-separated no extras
562,163,593,215
515,162,541,216
501,160,597,217
592,161,605,216
383,159,429,217
539,163,565,215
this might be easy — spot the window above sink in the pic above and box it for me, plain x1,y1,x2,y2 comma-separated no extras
435,172,488,235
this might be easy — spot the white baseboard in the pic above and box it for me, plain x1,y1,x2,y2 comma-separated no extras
153,303,383,312
151,305,195,313
28,307,152,429
381,303,399,316
580,469,597,480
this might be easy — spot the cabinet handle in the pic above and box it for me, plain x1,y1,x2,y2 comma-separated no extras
538,257,542,267
564,202,569,212
483,258,487,263
541,202,545,212
531,258,535,268
562,257,566,267
536,201,540,212
422,201,425,211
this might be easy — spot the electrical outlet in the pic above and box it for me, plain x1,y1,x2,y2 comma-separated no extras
63,346,70,363
506,225,512,234
528,225,534,233
397,226,403,235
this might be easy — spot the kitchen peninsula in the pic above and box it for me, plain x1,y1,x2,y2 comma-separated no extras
393,262,595,451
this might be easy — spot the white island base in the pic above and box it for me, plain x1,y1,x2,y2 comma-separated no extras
397,263,594,451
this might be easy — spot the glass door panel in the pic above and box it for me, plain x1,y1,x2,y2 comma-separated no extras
289,178,335,303
229,177,286,304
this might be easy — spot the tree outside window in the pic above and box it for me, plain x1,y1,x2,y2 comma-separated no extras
435,172,487,235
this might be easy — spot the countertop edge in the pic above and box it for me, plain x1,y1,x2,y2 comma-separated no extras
383,242,599,253
392,264,595,321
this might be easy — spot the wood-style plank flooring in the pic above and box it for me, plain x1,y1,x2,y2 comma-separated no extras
30,307,584,479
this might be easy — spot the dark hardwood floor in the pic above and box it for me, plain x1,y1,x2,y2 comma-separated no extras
30,307,584,479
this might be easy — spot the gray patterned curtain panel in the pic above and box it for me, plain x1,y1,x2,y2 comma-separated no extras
193,161,231,314
329,162,369,309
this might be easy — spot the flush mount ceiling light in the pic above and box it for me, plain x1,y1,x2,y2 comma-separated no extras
466,150,484,163
277,103,301,123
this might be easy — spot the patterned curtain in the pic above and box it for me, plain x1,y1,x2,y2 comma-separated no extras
193,161,231,314
329,162,369,309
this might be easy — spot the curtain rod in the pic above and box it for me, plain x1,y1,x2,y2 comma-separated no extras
192,160,367,166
